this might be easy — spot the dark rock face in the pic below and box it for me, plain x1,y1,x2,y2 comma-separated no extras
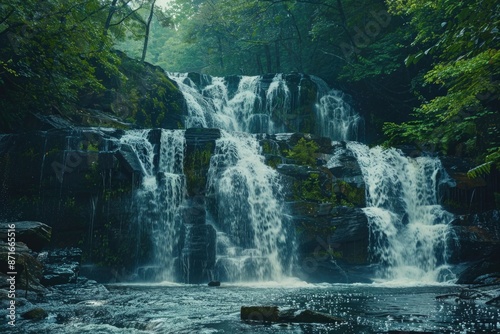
440,157,499,214
208,280,220,286
261,134,371,282
181,224,216,284
0,221,51,252
0,129,141,271
184,128,220,196
450,210,500,263
451,210,500,284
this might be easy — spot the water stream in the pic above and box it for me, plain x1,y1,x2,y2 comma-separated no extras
168,72,362,139
120,129,186,281
206,130,293,281
346,142,456,283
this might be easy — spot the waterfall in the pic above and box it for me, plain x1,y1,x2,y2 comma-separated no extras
206,131,293,281
120,129,186,281
347,142,455,283
311,76,363,141
168,72,362,140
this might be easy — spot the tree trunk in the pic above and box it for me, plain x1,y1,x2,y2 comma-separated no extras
141,0,157,62
103,0,119,36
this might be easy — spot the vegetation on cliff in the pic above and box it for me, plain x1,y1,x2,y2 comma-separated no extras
1,0,498,172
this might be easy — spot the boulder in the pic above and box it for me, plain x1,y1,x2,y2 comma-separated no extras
0,221,52,252
241,306,279,322
22,308,48,320
0,241,45,292
241,306,344,324
208,280,221,287
279,309,344,323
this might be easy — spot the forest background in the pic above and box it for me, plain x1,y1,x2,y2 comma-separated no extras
0,0,498,174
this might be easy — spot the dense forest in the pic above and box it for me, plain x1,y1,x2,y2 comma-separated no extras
0,0,498,174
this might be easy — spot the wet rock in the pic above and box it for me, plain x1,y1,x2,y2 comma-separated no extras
184,129,219,196
241,306,279,322
0,221,52,252
41,248,82,286
241,306,344,323
449,210,500,263
185,128,221,145
279,309,344,323
293,206,371,282
182,196,207,225
22,308,48,320
440,156,497,214
208,280,221,287
0,241,45,292
451,210,500,284
276,164,314,178
456,261,500,285
181,224,216,284
117,143,146,176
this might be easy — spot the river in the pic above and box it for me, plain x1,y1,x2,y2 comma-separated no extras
8,279,500,333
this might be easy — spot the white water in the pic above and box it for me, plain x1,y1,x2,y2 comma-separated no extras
206,131,293,281
120,129,186,280
311,76,363,141
346,142,455,283
169,72,362,140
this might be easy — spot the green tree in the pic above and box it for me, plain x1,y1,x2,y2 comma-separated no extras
287,138,319,166
0,0,122,130
383,0,499,170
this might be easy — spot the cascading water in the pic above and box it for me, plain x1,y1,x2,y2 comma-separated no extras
206,130,293,281
168,72,362,140
346,142,455,283
311,76,363,141
120,129,186,281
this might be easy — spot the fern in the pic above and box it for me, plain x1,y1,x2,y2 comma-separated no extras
467,162,492,178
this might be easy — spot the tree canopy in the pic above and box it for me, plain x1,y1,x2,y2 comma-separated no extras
0,0,498,171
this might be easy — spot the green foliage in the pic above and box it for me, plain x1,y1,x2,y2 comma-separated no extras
337,180,365,207
293,172,336,204
383,0,499,167
0,0,122,130
184,143,214,196
286,138,319,166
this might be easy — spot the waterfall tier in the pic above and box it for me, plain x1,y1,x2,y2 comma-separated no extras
345,142,456,283
206,131,294,281
169,72,363,141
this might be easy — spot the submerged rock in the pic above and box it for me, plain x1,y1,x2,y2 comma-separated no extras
22,308,48,320
279,309,344,323
241,306,344,324
208,280,220,287
241,306,279,322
